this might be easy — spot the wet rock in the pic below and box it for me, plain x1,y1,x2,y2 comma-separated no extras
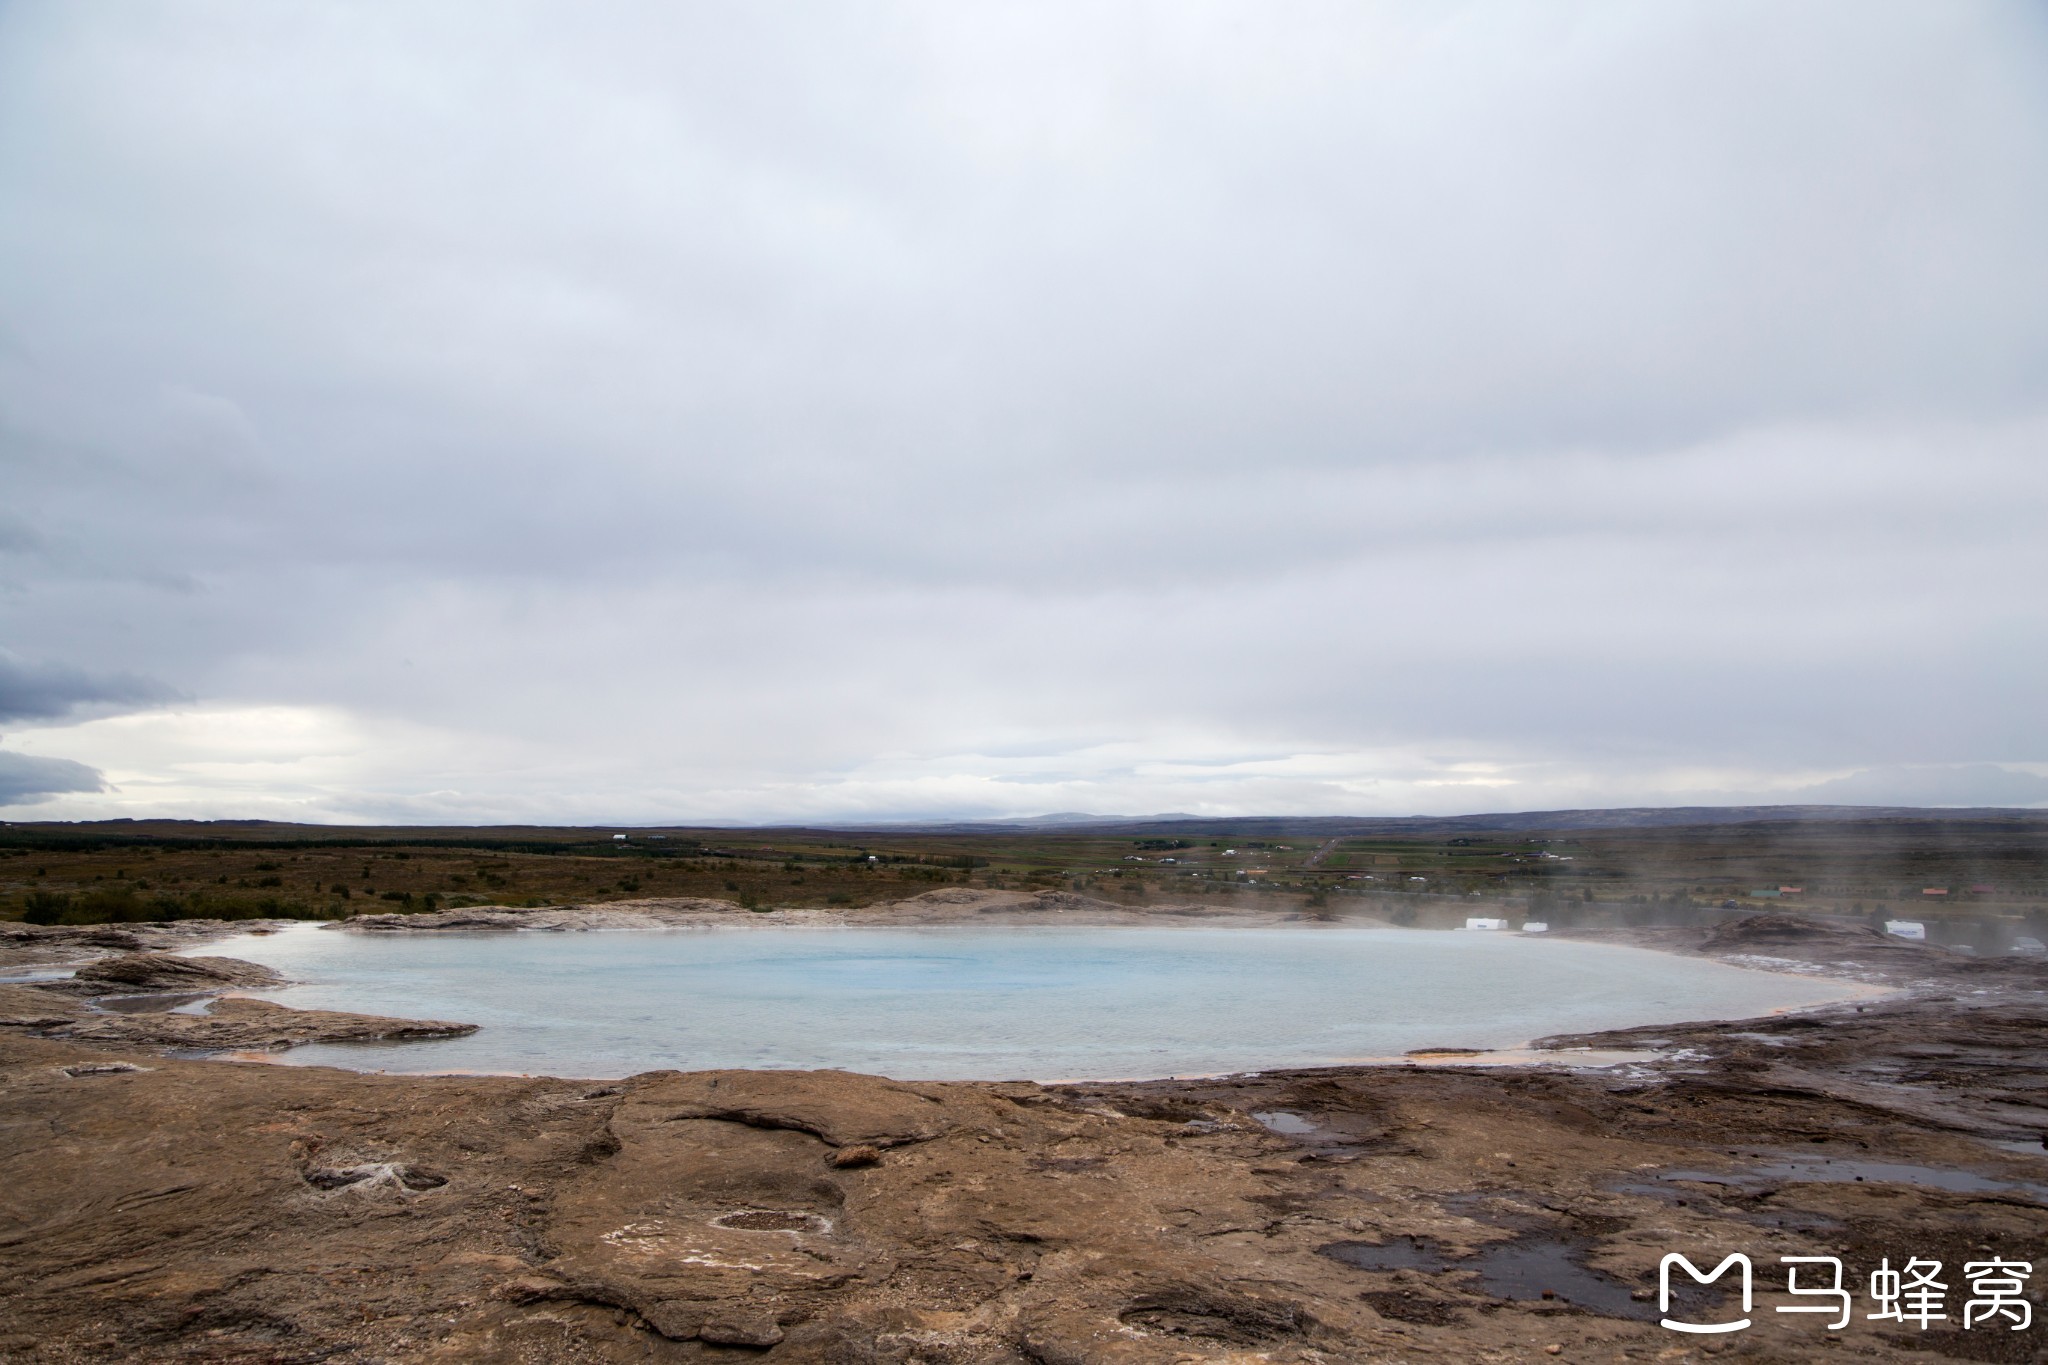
1362,1288,1467,1326
45,995,477,1051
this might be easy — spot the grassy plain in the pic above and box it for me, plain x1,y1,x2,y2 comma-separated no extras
2,812,2043,945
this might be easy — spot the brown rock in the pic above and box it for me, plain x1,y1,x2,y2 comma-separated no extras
643,1068,950,1147
828,1143,882,1168
768,1322,877,1363
492,1275,569,1303
45,995,476,1051
66,952,285,992
639,1298,703,1340
0,984,89,1028
698,1311,784,1347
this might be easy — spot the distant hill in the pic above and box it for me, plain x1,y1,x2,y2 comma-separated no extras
815,805,2048,837
5,804,2044,844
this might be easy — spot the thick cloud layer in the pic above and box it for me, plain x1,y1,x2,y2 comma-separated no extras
0,650,176,726
1,2,2043,820
0,751,106,806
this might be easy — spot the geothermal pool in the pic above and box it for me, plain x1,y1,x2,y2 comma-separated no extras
202,923,1866,1081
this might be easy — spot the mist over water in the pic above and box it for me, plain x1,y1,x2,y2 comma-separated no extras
206,925,1864,1080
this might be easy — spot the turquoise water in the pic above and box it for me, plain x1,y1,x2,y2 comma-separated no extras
202,923,1864,1081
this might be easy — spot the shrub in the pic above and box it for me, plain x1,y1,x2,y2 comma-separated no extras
15,886,341,926
65,887,148,923
22,890,70,925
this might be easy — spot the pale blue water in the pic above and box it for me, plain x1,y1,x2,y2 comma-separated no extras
200,923,1864,1081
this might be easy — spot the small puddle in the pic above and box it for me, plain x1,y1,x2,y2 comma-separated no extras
1322,1236,1437,1270
1252,1110,1320,1136
710,1209,831,1235
93,993,212,1015
1977,1137,2048,1157
1239,1105,1392,1157
1321,1236,1650,1320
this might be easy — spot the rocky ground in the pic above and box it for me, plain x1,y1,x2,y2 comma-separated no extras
3,905,2047,1362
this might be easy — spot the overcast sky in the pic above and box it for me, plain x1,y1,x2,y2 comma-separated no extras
2,1,2045,825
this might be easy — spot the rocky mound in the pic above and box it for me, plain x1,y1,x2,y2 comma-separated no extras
0,984,90,1029
1700,912,1908,954
43,995,477,1051
60,952,285,993
0,919,272,973
0,976,477,1052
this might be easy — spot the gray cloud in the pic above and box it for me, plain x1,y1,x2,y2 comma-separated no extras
1787,764,2048,809
0,750,106,806
0,2,2042,820
0,651,178,726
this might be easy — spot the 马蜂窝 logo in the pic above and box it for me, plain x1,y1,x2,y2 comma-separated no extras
1660,1253,1750,1333
1656,1252,2032,1336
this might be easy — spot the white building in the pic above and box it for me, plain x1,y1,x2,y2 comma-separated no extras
1884,920,1926,940
1464,917,1508,931
1521,921,1549,933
